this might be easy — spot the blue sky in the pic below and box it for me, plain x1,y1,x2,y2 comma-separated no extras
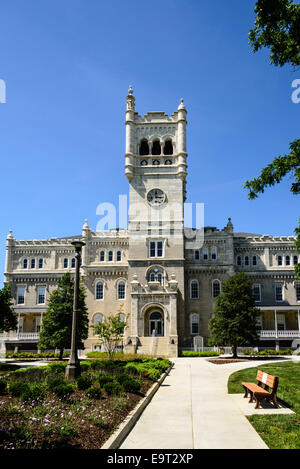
0,0,299,285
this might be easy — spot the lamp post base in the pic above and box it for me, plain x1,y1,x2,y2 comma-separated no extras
65,361,81,380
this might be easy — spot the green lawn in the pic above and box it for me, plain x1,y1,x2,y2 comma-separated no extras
227,361,300,449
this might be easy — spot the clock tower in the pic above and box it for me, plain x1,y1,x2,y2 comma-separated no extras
124,87,187,356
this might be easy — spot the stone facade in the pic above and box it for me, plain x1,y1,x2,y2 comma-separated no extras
2,89,300,356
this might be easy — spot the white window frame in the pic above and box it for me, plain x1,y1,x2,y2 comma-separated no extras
194,249,200,261
190,314,200,335
17,286,25,305
37,286,46,305
275,283,284,302
148,240,164,258
212,279,221,299
190,280,199,299
117,280,126,300
252,284,261,302
211,248,217,261
95,281,104,300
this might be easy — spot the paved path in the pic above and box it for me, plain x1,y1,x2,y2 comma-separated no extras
120,357,288,449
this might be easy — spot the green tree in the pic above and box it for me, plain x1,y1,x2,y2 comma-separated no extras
249,0,300,69
245,0,300,278
209,273,260,358
0,284,17,332
38,272,89,360
93,306,127,360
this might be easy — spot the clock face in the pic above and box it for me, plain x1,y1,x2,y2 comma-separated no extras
147,188,166,206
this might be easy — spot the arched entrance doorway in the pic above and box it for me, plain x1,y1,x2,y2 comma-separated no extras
149,311,164,337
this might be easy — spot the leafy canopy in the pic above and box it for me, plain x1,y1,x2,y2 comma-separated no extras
249,0,300,69
93,306,127,360
0,284,17,332
209,273,260,355
38,272,89,355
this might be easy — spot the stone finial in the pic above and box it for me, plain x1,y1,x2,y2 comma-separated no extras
7,229,14,239
128,85,133,95
226,217,233,232
82,219,89,229
178,98,186,111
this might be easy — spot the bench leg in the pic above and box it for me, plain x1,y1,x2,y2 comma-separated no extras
242,385,249,398
249,391,254,403
272,395,280,409
254,395,261,409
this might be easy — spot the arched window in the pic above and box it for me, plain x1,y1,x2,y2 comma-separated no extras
71,258,75,268
108,251,113,262
116,250,122,262
117,281,126,300
31,259,36,269
63,258,68,269
236,256,242,266
38,258,43,269
96,281,104,300
294,255,298,265
203,249,208,260
277,255,282,266
286,255,290,266
100,251,105,262
190,314,200,334
94,314,103,328
163,139,173,155
211,249,217,261
190,280,199,299
244,256,249,266
139,139,149,156
152,140,161,155
148,268,163,285
23,259,28,269
252,255,257,266
212,280,221,299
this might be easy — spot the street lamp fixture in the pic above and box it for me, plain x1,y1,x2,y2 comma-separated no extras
65,239,85,380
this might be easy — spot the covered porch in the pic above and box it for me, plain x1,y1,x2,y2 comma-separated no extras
258,306,300,347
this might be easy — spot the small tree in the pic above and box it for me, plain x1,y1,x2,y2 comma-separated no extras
93,306,127,360
38,273,89,360
0,284,17,332
209,272,260,358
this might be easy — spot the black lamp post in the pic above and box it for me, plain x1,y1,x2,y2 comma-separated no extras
65,239,85,380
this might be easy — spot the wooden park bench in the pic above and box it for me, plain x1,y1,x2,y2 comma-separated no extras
242,370,279,409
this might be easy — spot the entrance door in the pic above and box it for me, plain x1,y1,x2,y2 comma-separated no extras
149,311,164,336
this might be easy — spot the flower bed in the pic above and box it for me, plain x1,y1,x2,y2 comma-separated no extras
0,357,171,449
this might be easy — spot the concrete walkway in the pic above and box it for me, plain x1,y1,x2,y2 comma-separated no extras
120,357,289,449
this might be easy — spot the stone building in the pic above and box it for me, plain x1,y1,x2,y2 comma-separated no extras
2,89,300,356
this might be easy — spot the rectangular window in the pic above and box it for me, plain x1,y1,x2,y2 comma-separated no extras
191,315,200,334
194,250,200,261
253,284,261,302
296,283,300,302
37,286,46,304
149,241,163,258
277,313,286,331
17,287,25,305
275,283,283,302
203,249,208,260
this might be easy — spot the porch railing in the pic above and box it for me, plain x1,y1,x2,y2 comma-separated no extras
0,332,39,341
259,330,300,339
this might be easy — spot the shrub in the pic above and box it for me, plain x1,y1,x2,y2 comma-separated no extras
76,376,93,390
0,379,8,394
181,351,219,357
46,362,66,373
147,369,161,381
21,383,46,402
47,376,66,391
52,383,75,399
121,378,142,394
85,385,102,399
90,360,105,370
103,381,123,396
80,361,92,372
124,364,139,375
98,375,114,387
116,373,132,385
7,381,30,397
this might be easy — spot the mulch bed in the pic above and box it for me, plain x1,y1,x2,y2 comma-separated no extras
0,380,154,449
208,359,248,364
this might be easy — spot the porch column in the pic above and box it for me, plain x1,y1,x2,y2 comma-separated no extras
274,309,280,351
298,309,300,336
17,312,21,337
